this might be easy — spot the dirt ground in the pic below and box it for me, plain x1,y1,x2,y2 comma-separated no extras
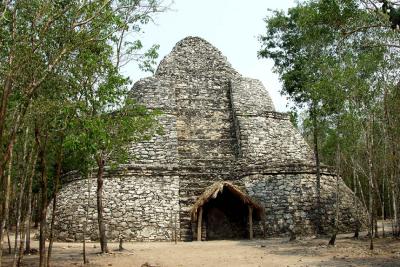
2,230,400,267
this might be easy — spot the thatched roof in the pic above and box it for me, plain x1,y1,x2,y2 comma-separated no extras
190,181,264,220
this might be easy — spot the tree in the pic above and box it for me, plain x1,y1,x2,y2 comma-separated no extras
259,0,357,236
259,0,400,246
0,0,168,265
64,74,161,253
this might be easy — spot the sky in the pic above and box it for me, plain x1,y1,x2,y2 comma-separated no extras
125,0,297,112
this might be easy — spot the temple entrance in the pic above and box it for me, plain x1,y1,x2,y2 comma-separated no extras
203,188,248,239
191,182,264,241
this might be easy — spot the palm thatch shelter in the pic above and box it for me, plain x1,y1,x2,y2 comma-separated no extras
191,182,265,240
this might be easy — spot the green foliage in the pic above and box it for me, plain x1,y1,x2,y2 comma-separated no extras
0,0,168,237
259,0,386,113
289,110,299,129
382,0,400,29
259,0,400,221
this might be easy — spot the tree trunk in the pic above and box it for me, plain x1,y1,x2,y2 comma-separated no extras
382,123,391,239
367,120,374,250
6,225,11,254
387,178,393,236
352,162,359,239
390,166,399,237
96,157,108,253
46,198,56,267
23,148,38,256
197,207,203,241
329,142,340,246
311,107,323,235
248,206,253,240
16,222,25,267
83,172,92,264
357,171,368,215
392,184,398,236
383,82,398,237
0,143,14,267
12,129,30,267
47,147,63,267
33,194,39,228
35,128,49,267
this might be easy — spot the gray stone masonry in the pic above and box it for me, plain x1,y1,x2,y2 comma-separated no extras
51,36,368,241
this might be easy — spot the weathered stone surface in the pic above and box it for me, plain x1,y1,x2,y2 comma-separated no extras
51,36,367,241
52,169,180,242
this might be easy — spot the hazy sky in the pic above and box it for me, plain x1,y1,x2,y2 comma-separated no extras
126,0,296,112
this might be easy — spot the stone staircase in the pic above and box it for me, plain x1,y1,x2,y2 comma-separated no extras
175,78,239,240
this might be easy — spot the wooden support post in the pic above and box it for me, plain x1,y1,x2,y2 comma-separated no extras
262,213,266,239
248,206,253,240
197,207,203,241
174,213,177,244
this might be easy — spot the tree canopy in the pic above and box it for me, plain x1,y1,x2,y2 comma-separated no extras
0,1,168,265
259,0,400,245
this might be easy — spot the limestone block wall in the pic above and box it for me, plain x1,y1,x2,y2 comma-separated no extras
127,76,179,165
230,78,314,165
130,37,242,168
130,77,176,111
236,115,314,165
175,77,237,168
51,169,180,241
243,172,367,235
155,37,239,79
231,78,275,113
127,114,178,165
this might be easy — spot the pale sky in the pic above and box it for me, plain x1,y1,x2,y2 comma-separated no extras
126,0,297,112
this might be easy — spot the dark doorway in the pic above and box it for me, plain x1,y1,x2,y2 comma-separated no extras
203,187,248,240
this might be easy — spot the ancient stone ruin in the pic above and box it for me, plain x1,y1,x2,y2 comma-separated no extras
52,36,366,242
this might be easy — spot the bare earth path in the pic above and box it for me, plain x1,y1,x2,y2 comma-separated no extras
2,232,400,267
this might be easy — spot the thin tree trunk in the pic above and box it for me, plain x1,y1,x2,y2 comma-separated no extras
357,171,368,215
46,146,63,267
396,170,400,237
33,194,39,228
16,222,25,267
390,163,399,237
0,111,23,202
329,142,340,246
368,169,373,247
392,183,398,236
0,143,14,267
36,128,48,267
39,154,48,267
46,197,56,267
387,180,393,236
6,225,11,254
311,107,323,235
83,172,92,264
96,156,108,253
383,85,399,237
12,129,30,267
381,189,385,238
18,149,39,264
24,149,38,255
353,163,360,238
382,145,387,238
367,120,374,250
